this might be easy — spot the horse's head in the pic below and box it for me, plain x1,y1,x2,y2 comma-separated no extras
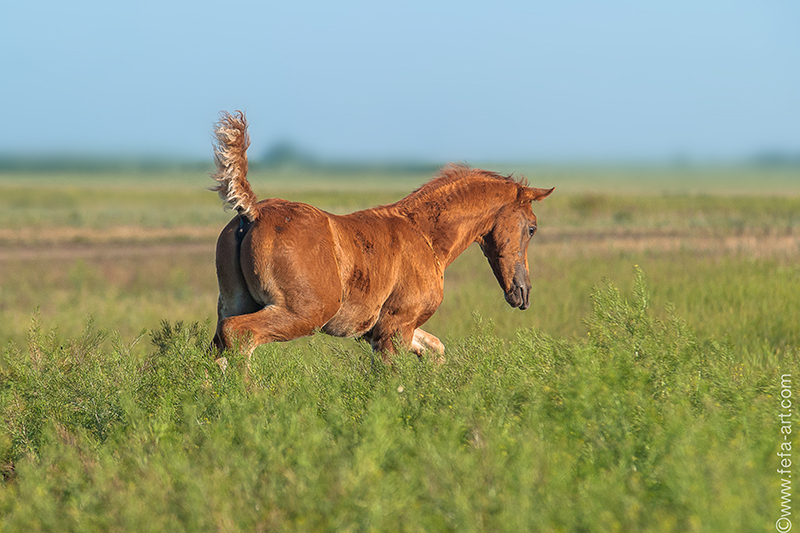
477,186,554,310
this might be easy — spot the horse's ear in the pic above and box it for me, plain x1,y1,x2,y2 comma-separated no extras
522,186,555,203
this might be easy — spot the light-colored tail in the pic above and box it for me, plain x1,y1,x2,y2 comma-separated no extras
210,111,259,221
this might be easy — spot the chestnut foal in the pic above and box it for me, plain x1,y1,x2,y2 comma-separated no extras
210,111,553,363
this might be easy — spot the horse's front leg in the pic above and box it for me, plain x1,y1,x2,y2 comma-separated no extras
411,328,445,363
367,278,444,363
365,322,415,363
367,323,444,364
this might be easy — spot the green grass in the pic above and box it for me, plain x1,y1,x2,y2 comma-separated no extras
1,165,798,530
0,271,792,531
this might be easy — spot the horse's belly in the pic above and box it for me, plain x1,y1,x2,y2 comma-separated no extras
321,304,380,338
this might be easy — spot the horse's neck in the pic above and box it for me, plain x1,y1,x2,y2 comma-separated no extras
409,186,513,268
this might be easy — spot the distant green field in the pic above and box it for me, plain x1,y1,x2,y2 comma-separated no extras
4,162,799,193
1,165,798,530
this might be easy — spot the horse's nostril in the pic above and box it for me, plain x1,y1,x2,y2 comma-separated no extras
504,283,530,310
519,286,530,310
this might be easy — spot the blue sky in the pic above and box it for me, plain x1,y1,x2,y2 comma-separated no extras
2,1,798,162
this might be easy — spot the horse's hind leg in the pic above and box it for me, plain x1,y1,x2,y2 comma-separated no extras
412,328,445,363
217,303,336,355
213,216,261,354
213,292,261,352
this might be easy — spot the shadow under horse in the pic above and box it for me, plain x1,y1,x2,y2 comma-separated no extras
210,111,553,363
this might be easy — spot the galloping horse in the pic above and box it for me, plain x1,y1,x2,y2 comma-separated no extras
210,111,553,362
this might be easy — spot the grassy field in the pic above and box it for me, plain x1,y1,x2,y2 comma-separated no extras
0,164,798,531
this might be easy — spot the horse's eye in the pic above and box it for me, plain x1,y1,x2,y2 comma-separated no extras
528,225,536,237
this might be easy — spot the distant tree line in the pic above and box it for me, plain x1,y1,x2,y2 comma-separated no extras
258,141,439,173
1,147,797,173
749,151,800,167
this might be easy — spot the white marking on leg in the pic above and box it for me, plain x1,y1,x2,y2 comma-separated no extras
412,328,445,363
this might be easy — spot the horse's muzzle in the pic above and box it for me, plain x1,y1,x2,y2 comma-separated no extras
505,285,530,310
505,263,531,310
